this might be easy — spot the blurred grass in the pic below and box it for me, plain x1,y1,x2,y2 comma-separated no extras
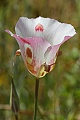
0,0,80,120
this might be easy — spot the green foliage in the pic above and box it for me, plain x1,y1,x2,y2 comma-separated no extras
0,0,80,120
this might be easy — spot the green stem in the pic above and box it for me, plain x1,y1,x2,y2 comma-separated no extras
33,78,39,120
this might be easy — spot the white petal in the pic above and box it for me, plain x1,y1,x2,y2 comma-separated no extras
15,17,35,38
15,16,61,40
35,17,61,44
15,16,76,46
37,18,76,45
52,23,76,45
44,45,60,65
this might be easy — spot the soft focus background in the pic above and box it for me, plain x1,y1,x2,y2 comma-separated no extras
0,0,80,120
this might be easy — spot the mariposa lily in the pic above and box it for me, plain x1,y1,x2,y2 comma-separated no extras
5,16,76,78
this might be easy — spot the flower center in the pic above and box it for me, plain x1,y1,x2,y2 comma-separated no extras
37,63,55,78
35,24,44,32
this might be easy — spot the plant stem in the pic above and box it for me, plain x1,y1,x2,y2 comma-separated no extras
15,114,18,120
33,78,39,120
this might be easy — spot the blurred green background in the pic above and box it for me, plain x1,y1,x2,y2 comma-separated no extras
0,0,80,120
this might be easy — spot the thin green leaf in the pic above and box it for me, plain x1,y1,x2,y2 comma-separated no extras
10,77,20,120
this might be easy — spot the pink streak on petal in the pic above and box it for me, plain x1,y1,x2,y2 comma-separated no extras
13,34,30,44
35,24,44,32
5,29,30,45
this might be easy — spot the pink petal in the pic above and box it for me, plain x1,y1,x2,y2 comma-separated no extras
5,29,51,77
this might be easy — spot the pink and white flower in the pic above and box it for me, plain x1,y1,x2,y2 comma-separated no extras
5,16,76,78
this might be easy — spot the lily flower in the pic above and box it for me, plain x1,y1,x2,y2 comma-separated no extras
5,17,76,78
